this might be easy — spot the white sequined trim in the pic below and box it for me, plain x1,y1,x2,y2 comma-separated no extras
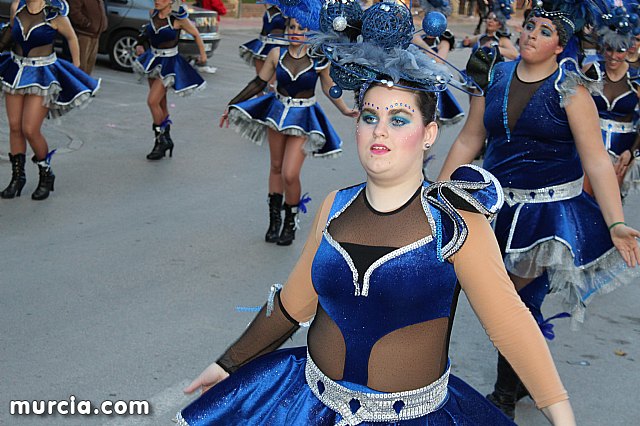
305,349,449,425
502,177,583,207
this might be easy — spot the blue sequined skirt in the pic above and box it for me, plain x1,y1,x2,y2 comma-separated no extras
228,92,343,157
176,347,514,426
0,52,100,118
239,37,288,66
133,48,205,96
437,89,464,125
493,185,640,323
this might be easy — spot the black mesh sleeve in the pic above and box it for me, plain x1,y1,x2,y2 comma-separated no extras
228,76,268,106
216,291,300,374
0,25,13,52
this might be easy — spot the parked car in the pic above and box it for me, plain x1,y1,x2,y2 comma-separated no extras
0,0,220,71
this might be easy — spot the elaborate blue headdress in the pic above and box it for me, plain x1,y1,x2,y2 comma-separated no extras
489,0,514,26
311,0,473,101
266,0,324,31
590,0,640,50
530,0,591,46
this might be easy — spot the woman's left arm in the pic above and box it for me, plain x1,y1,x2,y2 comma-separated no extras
498,37,519,60
454,211,575,425
177,18,207,65
566,85,640,266
319,65,359,118
53,17,80,67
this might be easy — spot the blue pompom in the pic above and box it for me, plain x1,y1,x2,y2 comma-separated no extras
422,11,447,37
614,7,626,16
329,85,343,98
634,27,640,36
630,14,639,24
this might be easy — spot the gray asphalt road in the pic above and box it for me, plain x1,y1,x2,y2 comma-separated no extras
1,25,639,426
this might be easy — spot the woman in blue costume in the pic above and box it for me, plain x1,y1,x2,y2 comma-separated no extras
239,2,288,75
440,0,640,419
176,2,577,425
413,0,464,125
461,5,519,61
0,0,99,201
220,10,357,247
133,0,207,160
585,6,640,199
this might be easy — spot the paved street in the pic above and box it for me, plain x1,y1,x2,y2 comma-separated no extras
1,21,639,426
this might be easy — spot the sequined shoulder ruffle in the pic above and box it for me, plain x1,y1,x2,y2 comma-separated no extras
554,57,602,107
424,165,503,260
172,6,189,20
43,0,69,19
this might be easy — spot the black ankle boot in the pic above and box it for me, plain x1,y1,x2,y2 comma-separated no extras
277,203,299,246
147,124,174,160
486,353,521,420
1,153,27,199
265,193,283,243
31,155,55,201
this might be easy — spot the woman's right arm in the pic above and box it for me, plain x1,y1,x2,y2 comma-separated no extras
453,211,575,425
220,48,280,127
184,192,336,394
437,96,487,180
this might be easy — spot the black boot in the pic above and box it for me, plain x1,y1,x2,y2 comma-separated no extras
0,153,26,199
277,203,299,246
265,193,283,243
486,353,521,420
31,154,55,201
147,124,174,160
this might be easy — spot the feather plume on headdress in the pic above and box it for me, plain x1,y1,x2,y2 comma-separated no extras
267,0,324,31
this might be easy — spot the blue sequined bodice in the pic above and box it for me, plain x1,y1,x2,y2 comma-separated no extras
592,64,640,121
145,9,187,48
483,60,583,189
11,0,68,56
261,8,286,36
310,183,458,385
276,48,326,98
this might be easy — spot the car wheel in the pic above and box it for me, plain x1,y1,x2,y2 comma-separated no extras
108,30,139,72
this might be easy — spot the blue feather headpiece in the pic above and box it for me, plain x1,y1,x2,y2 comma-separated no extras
311,0,476,101
267,0,323,31
590,0,640,51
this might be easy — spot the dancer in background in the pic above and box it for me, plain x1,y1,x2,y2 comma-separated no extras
134,0,207,160
239,2,288,76
587,4,640,199
462,3,519,60
221,4,357,246
0,0,100,200
440,0,640,419
177,3,576,425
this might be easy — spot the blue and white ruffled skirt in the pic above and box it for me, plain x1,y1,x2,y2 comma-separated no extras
0,52,100,118
600,119,640,197
228,92,343,158
239,36,288,66
133,47,205,96
493,178,640,323
176,347,514,426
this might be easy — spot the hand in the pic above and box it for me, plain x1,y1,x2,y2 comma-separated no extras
135,45,145,56
342,108,359,118
463,36,470,47
610,223,640,267
219,108,230,128
197,53,208,66
183,362,229,395
613,150,633,184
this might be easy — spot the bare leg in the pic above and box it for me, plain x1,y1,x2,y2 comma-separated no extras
5,94,27,155
147,78,168,124
21,95,50,160
267,128,286,195
281,135,306,205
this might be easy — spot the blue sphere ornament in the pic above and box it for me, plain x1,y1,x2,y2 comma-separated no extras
329,85,343,99
634,26,640,36
614,7,625,16
630,14,639,24
422,11,447,37
361,1,414,49
319,0,364,34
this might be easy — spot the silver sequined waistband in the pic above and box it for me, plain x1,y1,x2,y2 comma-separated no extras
11,52,57,67
151,47,179,57
260,34,289,45
600,118,635,134
305,350,449,426
275,91,316,107
503,177,584,206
